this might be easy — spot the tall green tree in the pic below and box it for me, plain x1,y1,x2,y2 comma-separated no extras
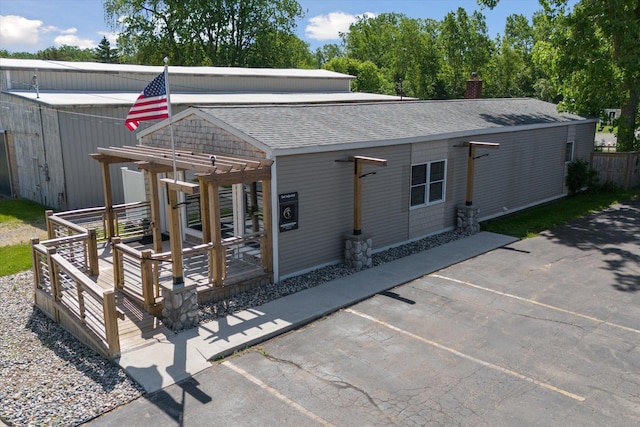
324,57,392,94
104,0,306,67
484,14,535,97
438,8,494,98
481,0,640,151
343,13,443,99
95,36,119,63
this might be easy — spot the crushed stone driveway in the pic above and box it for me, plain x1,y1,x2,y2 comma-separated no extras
89,199,640,426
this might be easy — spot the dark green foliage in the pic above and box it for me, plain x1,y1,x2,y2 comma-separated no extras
566,158,597,195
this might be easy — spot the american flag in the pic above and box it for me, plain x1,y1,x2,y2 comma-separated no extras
125,72,169,131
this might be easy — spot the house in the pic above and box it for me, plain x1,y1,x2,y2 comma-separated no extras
0,58,401,209
28,77,596,358
130,98,596,280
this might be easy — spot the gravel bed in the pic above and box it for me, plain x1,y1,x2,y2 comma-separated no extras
0,229,471,426
0,272,144,427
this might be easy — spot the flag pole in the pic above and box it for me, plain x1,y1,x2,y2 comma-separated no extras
164,57,177,183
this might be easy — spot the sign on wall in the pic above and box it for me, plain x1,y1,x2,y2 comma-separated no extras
279,192,298,232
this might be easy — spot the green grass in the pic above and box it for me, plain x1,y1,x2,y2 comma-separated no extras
481,188,638,239
0,244,33,276
0,199,50,277
0,199,49,225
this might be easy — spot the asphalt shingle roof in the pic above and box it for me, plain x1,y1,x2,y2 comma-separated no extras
195,98,591,153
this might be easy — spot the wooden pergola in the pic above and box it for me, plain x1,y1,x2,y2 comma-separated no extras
90,145,274,286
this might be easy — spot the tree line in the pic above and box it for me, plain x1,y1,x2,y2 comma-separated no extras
1,0,638,150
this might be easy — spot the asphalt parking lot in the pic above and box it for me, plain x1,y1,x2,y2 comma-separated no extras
89,199,640,426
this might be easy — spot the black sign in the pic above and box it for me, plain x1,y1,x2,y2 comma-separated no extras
279,192,298,232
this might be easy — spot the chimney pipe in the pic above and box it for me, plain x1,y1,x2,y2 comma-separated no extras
465,72,482,99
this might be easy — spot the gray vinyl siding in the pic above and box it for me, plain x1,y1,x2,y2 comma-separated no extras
3,69,350,93
276,145,409,276
460,127,571,220
575,122,597,161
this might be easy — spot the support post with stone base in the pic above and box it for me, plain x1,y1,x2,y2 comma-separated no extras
160,282,199,332
344,233,373,270
456,204,480,234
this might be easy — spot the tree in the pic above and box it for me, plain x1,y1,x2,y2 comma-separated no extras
480,0,640,151
438,8,494,98
37,45,96,61
313,43,344,68
95,36,119,63
484,14,535,97
342,13,444,99
323,57,391,94
104,0,306,67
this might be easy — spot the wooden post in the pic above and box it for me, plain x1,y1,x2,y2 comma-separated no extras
353,160,363,235
167,187,184,285
100,161,115,240
103,289,121,359
87,228,99,276
45,210,55,239
348,156,387,235
140,249,155,307
111,237,123,290
47,247,61,323
261,179,273,275
146,170,163,253
466,144,476,206
199,178,211,244
208,183,224,285
31,238,41,293
250,182,260,233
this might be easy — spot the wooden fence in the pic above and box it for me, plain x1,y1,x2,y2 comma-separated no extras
590,151,640,190
31,240,123,359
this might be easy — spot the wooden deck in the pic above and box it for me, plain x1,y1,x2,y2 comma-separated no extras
90,238,268,354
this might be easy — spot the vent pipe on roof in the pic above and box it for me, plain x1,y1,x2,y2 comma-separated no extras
465,72,482,99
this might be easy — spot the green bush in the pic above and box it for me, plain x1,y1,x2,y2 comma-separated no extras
566,159,598,195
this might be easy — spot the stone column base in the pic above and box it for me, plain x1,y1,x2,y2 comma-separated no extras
457,205,480,234
344,234,373,270
161,282,199,332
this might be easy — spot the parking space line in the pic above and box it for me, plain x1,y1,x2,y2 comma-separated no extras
345,308,586,402
431,274,640,335
222,361,335,427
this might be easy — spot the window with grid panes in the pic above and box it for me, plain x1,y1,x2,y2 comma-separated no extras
410,160,446,207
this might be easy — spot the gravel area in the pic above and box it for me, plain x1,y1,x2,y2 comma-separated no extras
0,229,472,426
0,272,144,427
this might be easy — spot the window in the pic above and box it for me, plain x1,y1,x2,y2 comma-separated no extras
411,160,446,207
565,141,574,163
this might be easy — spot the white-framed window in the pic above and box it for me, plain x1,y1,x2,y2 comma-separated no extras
410,160,446,207
565,140,574,163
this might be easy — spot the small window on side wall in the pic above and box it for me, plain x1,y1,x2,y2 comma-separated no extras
565,141,574,163
411,160,446,207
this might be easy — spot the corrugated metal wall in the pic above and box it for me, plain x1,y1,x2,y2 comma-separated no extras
4,69,351,93
0,93,66,208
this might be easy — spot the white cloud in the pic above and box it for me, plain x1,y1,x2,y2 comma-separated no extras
305,11,377,41
0,15,42,47
53,33,96,49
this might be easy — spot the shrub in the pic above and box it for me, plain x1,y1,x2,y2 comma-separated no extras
566,158,598,195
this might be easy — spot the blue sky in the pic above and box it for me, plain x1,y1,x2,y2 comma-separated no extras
0,0,571,54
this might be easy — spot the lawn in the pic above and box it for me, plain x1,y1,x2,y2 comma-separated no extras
0,198,50,277
480,188,639,238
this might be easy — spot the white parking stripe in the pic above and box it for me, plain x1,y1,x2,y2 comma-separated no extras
346,308,586,402
222,361,335,427
431,274,640,335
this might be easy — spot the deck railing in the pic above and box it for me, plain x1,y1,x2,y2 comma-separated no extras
31,240,123,359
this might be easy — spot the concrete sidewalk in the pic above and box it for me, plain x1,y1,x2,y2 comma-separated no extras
116,231,517,393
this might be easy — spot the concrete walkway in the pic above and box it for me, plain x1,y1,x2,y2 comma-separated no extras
116,231,517,393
